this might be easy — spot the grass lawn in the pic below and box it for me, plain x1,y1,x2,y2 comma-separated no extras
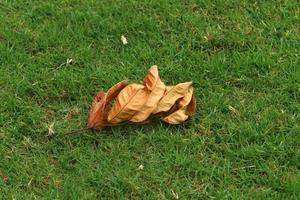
0,0,299,199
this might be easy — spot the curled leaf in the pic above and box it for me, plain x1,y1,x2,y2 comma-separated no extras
143,65,162,90
88,65,196,129
108,83,149,124
131,65,165,122
162,109,189,124
107,80,128,102
153,81,193,114
162,87,194,124
88,80,128,129
186,95,196,116
88,92,107,128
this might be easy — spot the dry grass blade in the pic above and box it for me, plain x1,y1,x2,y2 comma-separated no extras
228,105,240,115
47,122,55,137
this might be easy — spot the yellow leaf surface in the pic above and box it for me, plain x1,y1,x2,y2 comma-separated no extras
161,87,194,124
143,65,162,91
131,65,165,122
162,109,189,124
165,86,174,93
153,81,193,114
108,83,148,124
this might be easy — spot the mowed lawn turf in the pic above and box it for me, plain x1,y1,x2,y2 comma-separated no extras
0,0,299,199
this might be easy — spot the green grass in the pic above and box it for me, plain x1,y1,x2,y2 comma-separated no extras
0,0,299,199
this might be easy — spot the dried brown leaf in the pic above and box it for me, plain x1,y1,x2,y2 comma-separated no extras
88,65,196,129
162,87,194,124
153,81,193,114
162,109,189,124
106,80,128,102
88,92,107,129
186,95,197,116
131,65,165,122
88,80,128,129
165,86,174,93
108,83,149,124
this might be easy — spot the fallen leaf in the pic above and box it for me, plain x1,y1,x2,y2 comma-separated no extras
162,87,194,124
88,65,196,129
131,65,166,122
154,81,193,114
162,109,189,124
121,35,128,45
106,80,128,102
88,92,107,129
88,80,128,129
167,99,180,114
165,86,174,93
108,83,149,124
186,95,197,116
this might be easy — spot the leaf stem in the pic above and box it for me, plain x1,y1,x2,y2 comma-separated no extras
64,128,90,136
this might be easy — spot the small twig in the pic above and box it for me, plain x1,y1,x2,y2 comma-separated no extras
51,62,66,73
64,121,131,136
65,117,172,136
232,165,256,171
65,127,90,136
